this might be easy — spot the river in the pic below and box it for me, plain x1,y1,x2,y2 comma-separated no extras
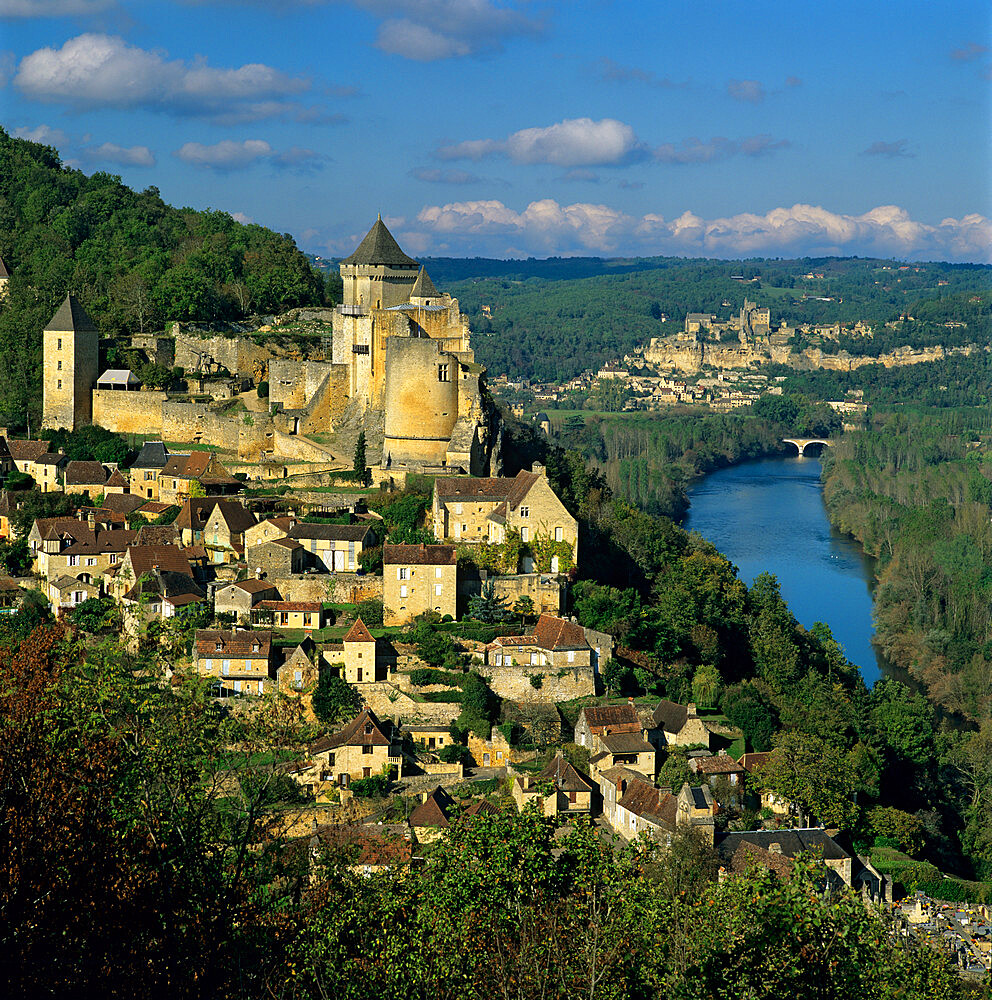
684,454,882,686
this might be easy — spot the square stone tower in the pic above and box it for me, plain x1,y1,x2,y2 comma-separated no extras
42,294,99,431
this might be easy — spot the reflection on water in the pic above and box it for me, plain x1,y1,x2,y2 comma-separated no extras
685,455,882,686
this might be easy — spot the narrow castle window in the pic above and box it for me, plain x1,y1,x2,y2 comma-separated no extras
57,361,62,371
57,380,62,390
438,364,449,382
57,339,62,350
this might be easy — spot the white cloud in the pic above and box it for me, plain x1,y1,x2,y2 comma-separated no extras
0,0,113,16
82,141,155,166
231,211,253,225
174,138,326,172
412,199,992,262
13,123,70,146
14,33,312,123
439,117,647,167
352,0,542,61
862,139,914,158
727,78,765,103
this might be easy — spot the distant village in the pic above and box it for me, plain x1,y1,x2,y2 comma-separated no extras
0,225,987,977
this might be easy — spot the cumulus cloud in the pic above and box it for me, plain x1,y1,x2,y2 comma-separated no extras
862,139,914,158
727,78,765,103
82,141,155,166
410,167,483,184
231,211,253,225
439,117,647,167
950,42,989,61
14,123,70,146
411,199,991,262
174,138,326,172
347,0,542,61
14,33,314,123
0,0,113,16
594,57,684,89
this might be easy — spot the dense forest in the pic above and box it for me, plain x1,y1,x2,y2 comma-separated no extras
420,256,991,381
0,128,326,431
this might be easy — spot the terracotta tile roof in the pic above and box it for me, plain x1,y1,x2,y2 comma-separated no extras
207,500,256,535
383,543,456,566
597,765,653,788
256,600,323,612
125,568,205,604
177,498,254,532
409,786,454,828
311,823,413,868
100,493,150,515
463,799,500,818
233,579,280,595
580,703,641,734
64,461,108,487
617,782,677,831
195,629,272,658
695,754,745,776
62,528,138,555
137,501,172,514
653,699,690,733
738,752,773,772
0,577,21,592
310,707,391,754
125,544,194,578
6,439,50,462
343,618,375,643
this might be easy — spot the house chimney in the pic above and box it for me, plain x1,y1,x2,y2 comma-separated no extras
769,842,782,854
687,702,697,716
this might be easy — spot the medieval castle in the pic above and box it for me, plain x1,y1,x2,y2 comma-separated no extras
40,218,499,477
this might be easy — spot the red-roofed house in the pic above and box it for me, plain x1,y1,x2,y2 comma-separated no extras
512,752,594,816
292,707,403,788
487,613,592,671
214,578,280,621
251,600,330,632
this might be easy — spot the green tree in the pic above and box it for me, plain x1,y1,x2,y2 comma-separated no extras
512,594,535,625
312,672,361,727
353,431,368,483
467,579,512,624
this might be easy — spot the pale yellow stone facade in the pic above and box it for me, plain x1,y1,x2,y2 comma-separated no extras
382,544,457,625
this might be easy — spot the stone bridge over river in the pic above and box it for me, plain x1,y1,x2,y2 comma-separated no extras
782,437,832,456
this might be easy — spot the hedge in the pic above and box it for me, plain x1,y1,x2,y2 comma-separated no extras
420,691,463,703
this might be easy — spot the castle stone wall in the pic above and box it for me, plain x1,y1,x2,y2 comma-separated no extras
481,663,595,703
92,389,168,435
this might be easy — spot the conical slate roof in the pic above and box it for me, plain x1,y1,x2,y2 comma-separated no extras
341,216,418,268
46,294,97,333
410,266,440,299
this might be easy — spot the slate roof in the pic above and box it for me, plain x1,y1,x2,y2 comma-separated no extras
653,699,690,733
34,453,66,466
343,618,376,643
310,707,391,754
598,732,655,754
617,782,677,831
410,266,440,299
131,441,169,469
61,528,138,555
408,786,454,829
101,493,151,515
105,468,129,488
46,293,97,333
434,470,541,512
288,522,371,542
535,753,593,793
195,629,272,658
340,216,419,268
64,460,108,487
716,829,849,865
383,543,456,566
50,574,99,593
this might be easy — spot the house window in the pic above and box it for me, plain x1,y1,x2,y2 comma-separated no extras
109,553,118,564
520,506,529,518
215,642,223,651
434,584,442,596
293,670,302,689
520,527,529,543
454,503,463,515
57,338,62,350
398,567,409,580
205,658,213,671
493,654,502,666
303,613,312,627
357,667,363,682
365,722,373,734
327,753,335,767
362,744,372,754
438,364,450,382
400,585,408,598
257,681,264,694
85,557,95,566
555,526,563,542
145,471,153,481
531,653,539,665
57,380,62,390
569,791,577,803
57,360,62,371
233,680,241,693
435,567,442,578
222,660,230,675
73,591,84,604
567,650,575,663
252,641,260,652
68,556,78,566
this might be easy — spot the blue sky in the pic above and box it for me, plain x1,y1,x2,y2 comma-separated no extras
1,0,990,261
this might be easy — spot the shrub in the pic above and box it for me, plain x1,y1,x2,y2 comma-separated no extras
355,597,384,626
349,773,390,798
256,381,269,398
420,691,462,703
438,743,472,765
528,673,544,689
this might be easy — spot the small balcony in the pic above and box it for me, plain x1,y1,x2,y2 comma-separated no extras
337,303,368,317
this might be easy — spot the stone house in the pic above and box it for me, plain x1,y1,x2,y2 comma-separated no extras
467,726,516,768
0,577,22,613
113,544,205,625
690,750,746,786
175,498,256,561
156,451,240,505
409,786,455,845
296,707,403,788
650,700,713,749
5,438,50,478
715,829,854,889
195,628,275,696
103,468,130,495
63,460,110,497
382,543,457,625
589,731,656,781
47,574,101,610
214,579,280,621
403,723,454,752
677,783,717,846
276,641,320,695
609,778,715,845
243,515,298,550
287,522,376,573
336,617,391,684
308,824,414,876
32,452,68,492
574,701,644,750
512,752,593,816
252,600,329,632
486,612,593,671
44,526,138,587
597,766,649,830
432,466,578,569
737,751,793,816
248,536,305,579
128,441,169,501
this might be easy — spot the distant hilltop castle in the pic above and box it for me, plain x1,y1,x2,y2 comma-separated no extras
40,217,499,477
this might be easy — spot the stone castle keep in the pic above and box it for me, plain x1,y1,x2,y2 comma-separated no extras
41,218,498,476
